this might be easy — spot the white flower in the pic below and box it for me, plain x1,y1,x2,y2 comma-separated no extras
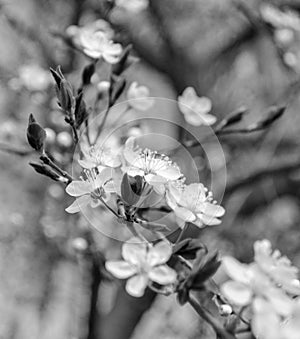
254,239,300,295
65,167,115,213
79,31,122,63
166,183,225,228
105,237,177,297
178,87,216,126
18,64,51,91
123,137,183,194
115,0,149,13
66,19,114,46
79,144,121,169
127,82,154,111
280,299,300,339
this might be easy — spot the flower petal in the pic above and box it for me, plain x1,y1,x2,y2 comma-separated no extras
149,265,177,285
221,280,252,306
122,238,147,265
174,207,196,222
125,274,148,297
66,181,91,196
147,241,172,266
198,214,222,226
222,256,250,284
202,202,225,217
65,195,90,213
156,166,181,181
105,260,137,279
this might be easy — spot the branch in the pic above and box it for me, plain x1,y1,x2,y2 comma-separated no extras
188,294,236,339
225,156,300,196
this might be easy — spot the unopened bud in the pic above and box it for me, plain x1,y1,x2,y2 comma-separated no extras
219,304,232,316
27,114,46,151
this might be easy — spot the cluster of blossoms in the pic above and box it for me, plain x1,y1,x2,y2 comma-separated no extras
22,12,299,339
66,136,224,229
63,134,225,297
221,239,300,339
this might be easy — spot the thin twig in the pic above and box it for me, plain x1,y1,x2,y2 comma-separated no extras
188,294,236,339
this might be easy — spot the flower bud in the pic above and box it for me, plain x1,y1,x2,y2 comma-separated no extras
27,114,46,151
59,79,75,112
219,304,232,316
30,162,61,181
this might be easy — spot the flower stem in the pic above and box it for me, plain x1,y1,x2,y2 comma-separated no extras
99,197,119,217
188,294,236,339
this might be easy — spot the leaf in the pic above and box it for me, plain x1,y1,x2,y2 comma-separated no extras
189,251,221,289
120,173,142,206
138,220,170,232
173,238,207,260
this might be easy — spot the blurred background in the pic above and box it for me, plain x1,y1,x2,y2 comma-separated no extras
1,0,300,338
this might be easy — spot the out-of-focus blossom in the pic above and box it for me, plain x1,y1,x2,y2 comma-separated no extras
97,80,111,93
254,239,300,295
127,82,154,111
56,131,73,148
80,31,122,63
274,28,294,46
221,240,300,339
123,137,183,194
115,0,149,13
260,4,300,30
166,183,225,228
44,128,56,145
79,144,121,169
65,167,115,213
66,20,122,63
281,299,300,339
14,64,51,91
178,87,216,126
105,237,176,297
66,19,114,44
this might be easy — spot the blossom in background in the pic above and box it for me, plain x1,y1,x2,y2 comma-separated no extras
166,183,225,228
115,0,149,13
66,19,114,42
127,82,154,111
220,240,300,339
80,31,122,63
105,237,177,297
15,64,51,91
79,144,121,169
123,137,183,194
65,167,115,213
178,87,216,126
66,20,122,63
254,239,300,295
